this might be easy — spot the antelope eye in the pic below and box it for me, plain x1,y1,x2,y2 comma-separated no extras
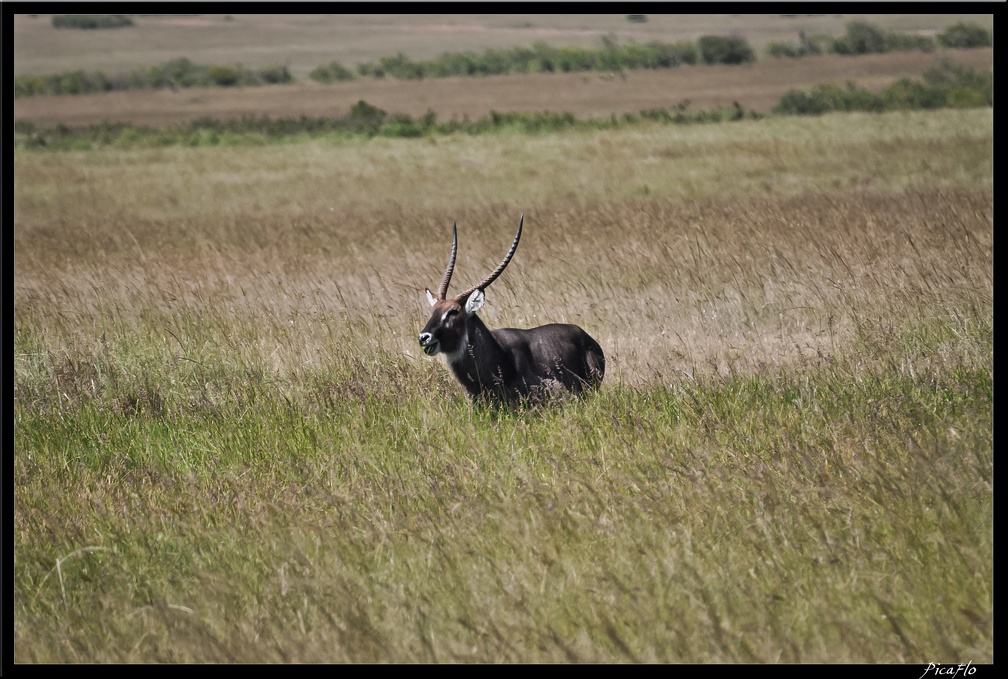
445,308,459,318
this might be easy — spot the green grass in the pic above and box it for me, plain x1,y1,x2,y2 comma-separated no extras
13,339,993,662
14,108,992,662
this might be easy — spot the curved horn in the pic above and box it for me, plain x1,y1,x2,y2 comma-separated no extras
454,213,523,303
435,222,459,300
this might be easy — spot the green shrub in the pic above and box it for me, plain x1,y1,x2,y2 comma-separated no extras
696,35,755,65
885,32,936,53
379,53,425,79
838,82,886,112
309,61,356,83
379,114,427,138
479,48,512,75
352,36,709,80
15,57,296,97
556,46,595,72
652,40,699,66
801,32,833,55
831,20,937,56
613,41,696,69
774,84,846,115
347,99,388,135
208,65,241,87
774,62,991,115
946,87,991,108
765,30,831,59
52,15,133,30
832,20,888,55
883,78,946,110
356,62,385,78
258,65,292,85
765,40,802,58
774,82,887,115
531,43,558,73
158,58,196,87
13,70,111,96
14,75,46,97
64,70,106,95
923,60,990,89
14,98,764,150
918,60,993,107
938,22,993,48
14,76,42,97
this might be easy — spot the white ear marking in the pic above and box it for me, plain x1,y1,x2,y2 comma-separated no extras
426,288,437,306
465,289,485,315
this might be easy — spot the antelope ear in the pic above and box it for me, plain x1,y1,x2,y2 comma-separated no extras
426,288,437,306
465,289,485,315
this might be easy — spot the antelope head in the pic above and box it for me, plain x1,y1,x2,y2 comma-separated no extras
418,214,522,362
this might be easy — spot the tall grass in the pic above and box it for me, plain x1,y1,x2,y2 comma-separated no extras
13,109,992,662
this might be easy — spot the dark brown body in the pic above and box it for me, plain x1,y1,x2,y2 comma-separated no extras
422,303,605,403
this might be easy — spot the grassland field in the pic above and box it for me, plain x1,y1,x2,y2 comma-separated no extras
12,13,994,664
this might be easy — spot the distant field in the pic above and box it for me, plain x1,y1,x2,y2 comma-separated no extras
12,13,993,77
11,49,993,129
11,13,994,128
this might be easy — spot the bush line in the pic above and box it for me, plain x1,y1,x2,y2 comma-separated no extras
15,20,992,97
12,62,990,151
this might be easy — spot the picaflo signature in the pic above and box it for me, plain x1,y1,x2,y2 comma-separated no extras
920,663,976,679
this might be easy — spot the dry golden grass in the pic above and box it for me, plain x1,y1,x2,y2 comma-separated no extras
14,110,993,388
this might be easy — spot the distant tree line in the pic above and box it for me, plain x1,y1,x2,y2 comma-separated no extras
764,19,992,58
52,15,133,29
312,20,989,82
13,61,991,151
13,100,762,151
773,60,992,114
14,58,293,97
15,20,992,98
315,35,753,82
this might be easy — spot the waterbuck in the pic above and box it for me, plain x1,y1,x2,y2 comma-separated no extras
418,214,605,404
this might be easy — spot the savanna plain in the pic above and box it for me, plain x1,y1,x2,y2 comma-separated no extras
13,15,993,664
